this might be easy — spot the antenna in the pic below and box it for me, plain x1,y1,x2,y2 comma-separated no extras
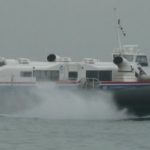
113,8,126,51
113,8,122,50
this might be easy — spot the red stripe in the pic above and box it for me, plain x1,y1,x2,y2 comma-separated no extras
101,81,150,84
56,80,79,84
0,81,35,84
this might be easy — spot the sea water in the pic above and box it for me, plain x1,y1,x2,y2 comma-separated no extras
0,83,149,150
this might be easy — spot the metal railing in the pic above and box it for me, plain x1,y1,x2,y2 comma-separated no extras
79,78,99,88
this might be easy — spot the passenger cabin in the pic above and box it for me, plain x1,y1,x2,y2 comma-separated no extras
0,45,148,87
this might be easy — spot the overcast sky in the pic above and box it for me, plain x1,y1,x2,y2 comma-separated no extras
0,0,150,61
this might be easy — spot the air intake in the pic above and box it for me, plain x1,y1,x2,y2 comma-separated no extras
47,54,56,62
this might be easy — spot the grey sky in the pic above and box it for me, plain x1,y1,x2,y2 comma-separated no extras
0,0,150,61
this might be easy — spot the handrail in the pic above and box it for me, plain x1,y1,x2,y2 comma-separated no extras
79,78,99,88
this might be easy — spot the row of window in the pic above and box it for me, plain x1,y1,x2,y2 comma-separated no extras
20,70,78,81
33,70,59,81
20,70,59,81
122,55,148,66
86,70,112,81
20,70,112,81
69,71,112,81
20,71,32,77
136,56,148,66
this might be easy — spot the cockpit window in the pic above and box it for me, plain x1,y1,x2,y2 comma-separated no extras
136,55,148,66
122,55,134,62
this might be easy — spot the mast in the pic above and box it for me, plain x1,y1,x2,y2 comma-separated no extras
114,8,122,50
113,8,126,51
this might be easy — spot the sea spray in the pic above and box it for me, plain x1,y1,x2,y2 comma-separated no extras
0,86,40,114
18,83,128,120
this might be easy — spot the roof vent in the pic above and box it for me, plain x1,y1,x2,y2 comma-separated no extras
59,57,72,62
18,58,30,64
83,58,98,64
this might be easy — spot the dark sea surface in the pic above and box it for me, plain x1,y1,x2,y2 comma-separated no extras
0,83,150,150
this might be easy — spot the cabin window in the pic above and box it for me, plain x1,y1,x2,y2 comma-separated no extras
122,55,134,62
20,71,32,77
68,72,78,80
86,70,112,81
86,71,98,80
50,71,59,80
33,70,59,81
136,55,148,66
99,71,112,81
